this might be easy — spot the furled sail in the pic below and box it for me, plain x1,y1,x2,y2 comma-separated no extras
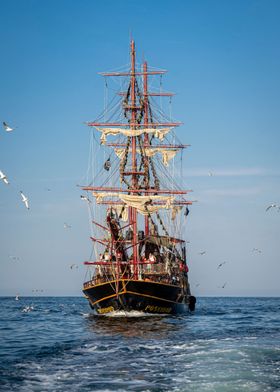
114,147,178,167
171,206,183,221
96,127,172,144
119,194,175,216
114,205,128,221
92,192,119,203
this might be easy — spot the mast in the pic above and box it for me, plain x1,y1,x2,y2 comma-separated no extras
130,40,138,277
143,61,150,236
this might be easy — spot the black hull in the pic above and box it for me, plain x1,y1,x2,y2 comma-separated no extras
83,279,195,315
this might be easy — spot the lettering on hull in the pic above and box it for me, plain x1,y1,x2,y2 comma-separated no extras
97,306,114,314
145,305,172,313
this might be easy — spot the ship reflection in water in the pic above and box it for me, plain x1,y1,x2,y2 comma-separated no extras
86,313,183,339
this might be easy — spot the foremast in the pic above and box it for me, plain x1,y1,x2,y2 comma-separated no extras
83,40,193,279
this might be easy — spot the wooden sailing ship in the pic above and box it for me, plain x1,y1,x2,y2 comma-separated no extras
81,40,196,315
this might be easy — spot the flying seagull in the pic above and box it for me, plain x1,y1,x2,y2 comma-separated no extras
80,195,91,203
217,261,226,270
104,157,111,171
70,263,78,269
198,251,206,256
20,191,29,209
208,171,213,177
252,248,262,254
0,170,9,185
2,121,15,132
221,282,227,289
64,223,71,229
266,203,280,212
9,255,20,261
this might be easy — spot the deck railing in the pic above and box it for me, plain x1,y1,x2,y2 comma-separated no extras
83,261,182,289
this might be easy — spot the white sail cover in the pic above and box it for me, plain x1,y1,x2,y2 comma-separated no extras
114,147,178,167
92,192,119,203
92,192,176,216
171,206,183,221
119,194,175,216
114,205,128,221
96,127,172,144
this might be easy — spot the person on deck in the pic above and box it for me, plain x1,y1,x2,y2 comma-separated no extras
148,253,155,273
104,251,110,261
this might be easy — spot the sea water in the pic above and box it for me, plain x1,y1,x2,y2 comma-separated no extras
0,297,279,391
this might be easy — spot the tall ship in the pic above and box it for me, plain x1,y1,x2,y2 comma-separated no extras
81,40,196,315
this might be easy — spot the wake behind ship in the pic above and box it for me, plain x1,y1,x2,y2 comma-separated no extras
81,40,196,315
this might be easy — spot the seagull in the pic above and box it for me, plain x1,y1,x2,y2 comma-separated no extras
2,121,15,132
198,251,206,255
252,248,262,254
9,255,20,261
0,170,9,185
266,203,280,212
195,283,200,287
22,305,34,312
221,282,227,289
208,171,213,177
20,191,29,209
64,223,71,229
104,157,111,171
80,195,91,203
70,263,78,269
217,261,226,270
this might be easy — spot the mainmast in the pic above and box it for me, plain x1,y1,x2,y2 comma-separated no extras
130,40,138,277
143,60,149,237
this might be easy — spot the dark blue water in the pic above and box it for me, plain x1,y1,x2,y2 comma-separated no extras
0,297,279,391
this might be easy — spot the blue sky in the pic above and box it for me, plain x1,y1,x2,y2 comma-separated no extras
0,0,279,296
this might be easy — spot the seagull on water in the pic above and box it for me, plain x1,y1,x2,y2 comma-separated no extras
217,261,226,270
2,121,15,132
0,170,9,185
20,191,29,209
198,251,206,256
22,305,34,313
